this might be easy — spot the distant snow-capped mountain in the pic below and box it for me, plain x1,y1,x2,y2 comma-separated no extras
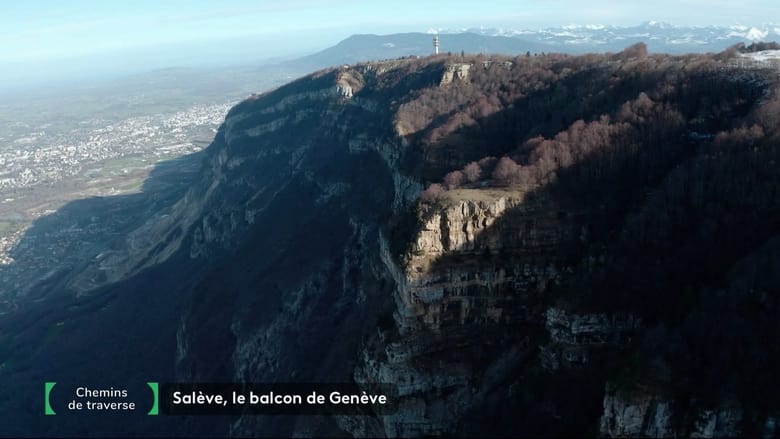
283,22,780,72
428,22,780,53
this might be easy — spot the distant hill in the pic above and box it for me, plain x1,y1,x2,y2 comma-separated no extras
281,24,780,74
285,32,557,71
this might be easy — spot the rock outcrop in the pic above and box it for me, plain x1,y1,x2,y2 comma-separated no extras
540,307,640,370
345,188,584,436
440,63,472,85
599,384,748,438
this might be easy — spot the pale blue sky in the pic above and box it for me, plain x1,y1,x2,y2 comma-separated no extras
0,0,777,89
2,0,777,64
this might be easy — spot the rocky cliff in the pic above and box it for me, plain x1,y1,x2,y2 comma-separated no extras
1,51,779,437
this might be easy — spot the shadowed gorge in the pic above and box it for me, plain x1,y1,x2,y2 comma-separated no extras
0,48,779,437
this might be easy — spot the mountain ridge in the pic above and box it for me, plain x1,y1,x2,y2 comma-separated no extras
0,49,779,437
441,22,780,52
284,32,557,72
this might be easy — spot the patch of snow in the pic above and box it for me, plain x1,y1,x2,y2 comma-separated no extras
744,50,780,61
746,27,769,41
644,21,674,29
566,38,607,45
434,23,777,49
669,38,707,45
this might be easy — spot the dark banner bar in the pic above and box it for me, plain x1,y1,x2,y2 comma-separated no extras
160,383,398,415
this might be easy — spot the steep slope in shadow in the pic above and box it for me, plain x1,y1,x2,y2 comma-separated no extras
0,62,408,438
0,151,204,311
0,151,210,437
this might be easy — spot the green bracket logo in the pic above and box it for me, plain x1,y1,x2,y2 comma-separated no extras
44,382,56,415
147,382,159,416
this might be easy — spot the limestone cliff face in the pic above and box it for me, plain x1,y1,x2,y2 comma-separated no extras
541,307,640,370
167,62,423,436
344,188,586,436
394,193,572,335
600,386,677,438
440,63,472,86
61,65,379,295
598,384,763,438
